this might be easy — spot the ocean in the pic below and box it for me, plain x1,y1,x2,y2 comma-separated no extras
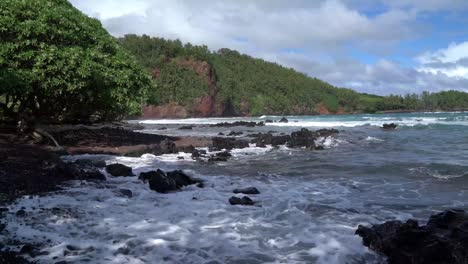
3,112,468,263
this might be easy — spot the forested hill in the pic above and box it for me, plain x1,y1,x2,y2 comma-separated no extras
120,35,370,118
121,34,468,118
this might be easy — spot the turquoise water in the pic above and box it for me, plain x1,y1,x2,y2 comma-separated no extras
3,112,468,263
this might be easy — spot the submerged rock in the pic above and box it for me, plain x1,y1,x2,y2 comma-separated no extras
142,170,202,193
355,209,468,264
233,187,260,195
382,123,398,130
229,196,255,206
105,163,134,177
118,189,133,198
178,125,194,130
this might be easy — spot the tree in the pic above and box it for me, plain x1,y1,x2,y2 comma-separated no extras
0,0,152,123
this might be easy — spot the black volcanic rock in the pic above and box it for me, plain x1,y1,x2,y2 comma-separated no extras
382,123,398,130
142,169,202,193
355,209,468,264
211,137,249,150
279,117,289,123
105,163,134,177
229,196,255,206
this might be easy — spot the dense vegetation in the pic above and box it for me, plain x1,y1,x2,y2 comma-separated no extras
121,34,468,116
0,0,152,124
121,35,367,116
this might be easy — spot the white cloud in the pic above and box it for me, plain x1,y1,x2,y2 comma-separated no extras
417,42,468,78
68,0,468,95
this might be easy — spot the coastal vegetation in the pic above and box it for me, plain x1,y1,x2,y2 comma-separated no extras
1,0,467,123
0,0,152,124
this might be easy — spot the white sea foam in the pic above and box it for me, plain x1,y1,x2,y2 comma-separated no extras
364,136,384,142
1,155,385,264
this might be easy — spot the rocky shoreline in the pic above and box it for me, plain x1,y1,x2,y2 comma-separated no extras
0,121,466,263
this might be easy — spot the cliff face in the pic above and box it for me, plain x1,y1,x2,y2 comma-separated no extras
141,59,236,119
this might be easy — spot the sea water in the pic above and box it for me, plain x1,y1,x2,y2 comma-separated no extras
2,112,468,263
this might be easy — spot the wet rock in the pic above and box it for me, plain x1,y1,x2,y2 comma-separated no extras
118,189,133,198
144,169,202,193
250,133,290,146
227,131,243,136
218,132,225,136
314,146,325,150
256,142,267,148
287,128,317,149
316,128,340,137
233,187,260,195
279,117,289,123
138,171,154,182
105,163,134,177
177,144,196,153
210,121,264,128
191,149,207,159
208,150,232,162
178,125,194,130
211,137,249,150
82,170,106,181
16,209,27,217
229,196,255,206
382,123,398,130
265,119,274,123
74,159,106,168
0,251,31,264
355,209,468,264
160,138,177,154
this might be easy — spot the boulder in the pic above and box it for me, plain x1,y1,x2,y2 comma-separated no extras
105,163,134,177
82,170,106,181
382,123,398,130
233,187,260,194
355,209,468,264
279,117,289,123
142,169,202,193
287,128,317,149
191,149,207,159
229,196,255,206
160,138,177,154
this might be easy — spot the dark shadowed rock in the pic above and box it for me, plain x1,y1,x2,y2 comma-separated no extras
178,125,194,130
287,128,317,149
265,119,273,123
0,251,31,264
105,163,134,177
160,138,177,154
229,196,255,206
210,121,264,128
82,170,106,181
74,159,106,168
191,149,207,159
279,117,289,123
143,169,203,193
208,151,232,162
211,137,249,150
250,133,290,146
314,146,325,150
233,187,260,194
382,123,398,130
228,131,243,136
355,209,468,264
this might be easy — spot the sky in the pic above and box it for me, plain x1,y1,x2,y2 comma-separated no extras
69,0,468,95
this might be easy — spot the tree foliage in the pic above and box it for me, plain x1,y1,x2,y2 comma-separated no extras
0,0,152,123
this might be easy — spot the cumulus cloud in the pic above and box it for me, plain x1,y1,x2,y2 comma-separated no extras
69,0,468,95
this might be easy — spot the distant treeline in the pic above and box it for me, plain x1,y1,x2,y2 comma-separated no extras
120,34,468,115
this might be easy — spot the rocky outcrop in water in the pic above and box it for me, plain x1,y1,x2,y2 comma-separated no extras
279,117,289,123
229,196,255,206
211,137,249,150
233,187,260,195
140,170,203,193
105,163,134,177
382,123,398,130
209,121,265,128
355,209,468,264
250,128,339,149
